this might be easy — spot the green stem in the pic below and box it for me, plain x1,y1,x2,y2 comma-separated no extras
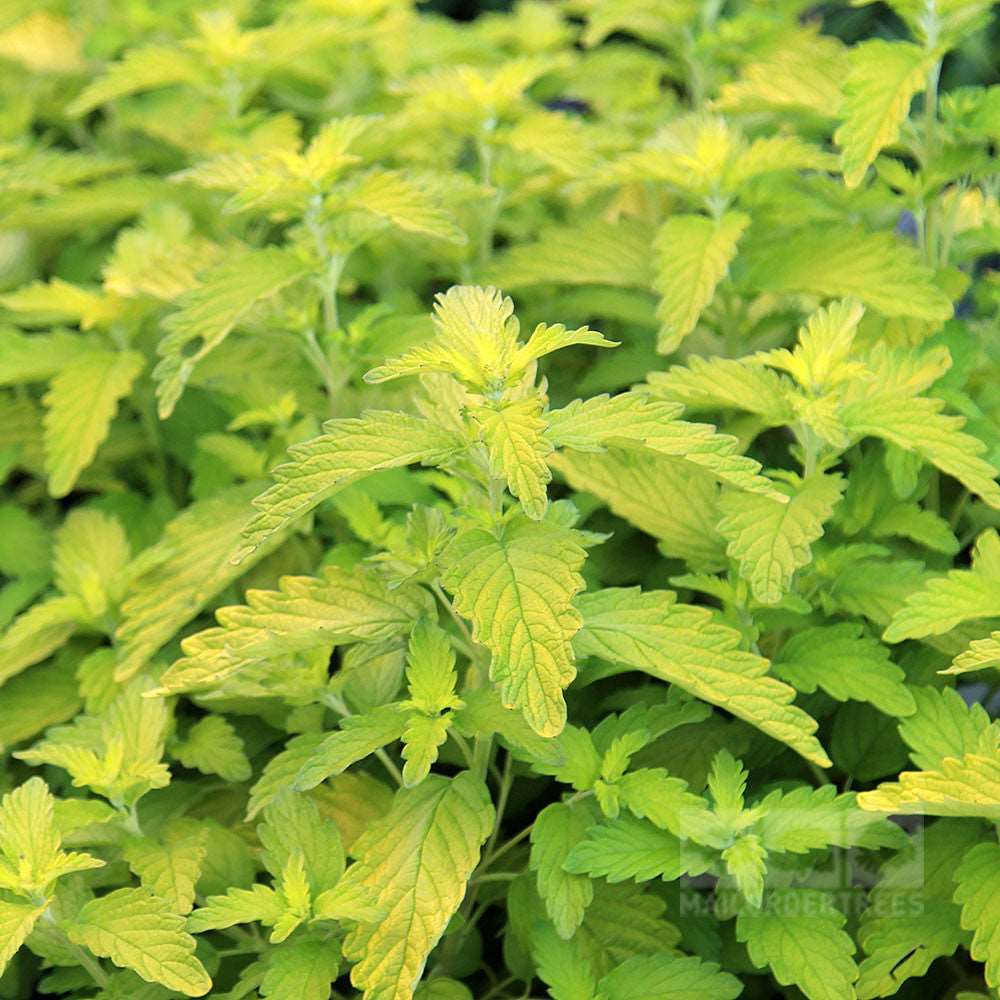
476,131,501,276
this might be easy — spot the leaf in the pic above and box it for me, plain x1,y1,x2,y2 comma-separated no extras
530,801,594,939
723,834,767,907
736,888,859,1000
348,169,464,243
948,631,1000,676
616,768,726,847
340,772,494,1000
171,716,251,782
564,814,712,883
857,817,976,998
0,776,102,896
550,448,727,569
0,660,80,751
234,413,464,563
772,623,915,717
595,953,743,1000
400,714,451,787
575,588,829,766
884,530,1000,642
154,248,308,418
746,225,953,322
441,514,587,737
718,473,845,604
858,751,1000,818
843,396,1000,511
260,938,341,1000
404,619,460,715
835,40,931,188
159,566,432,695
116,485,283,681
653,211,748,353
295,706,409,791
66,887,212,996
954,841,1000,991
472,396,552,520
42,348,143,498
532,922,598,1000
53,509,130,620
547,391,784,500
0,595,83,687
898,687,997,770
258,791,344,897
123,824,207,914
186,884,285,933
0,897,45,975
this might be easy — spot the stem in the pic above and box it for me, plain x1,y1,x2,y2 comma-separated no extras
482,822,533,867
42,913,110,988
431,582,477,650
472,871,520,884
301,327,340,404
476,130,501,276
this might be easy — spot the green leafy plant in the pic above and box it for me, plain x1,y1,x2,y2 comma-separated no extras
1,1,1000,999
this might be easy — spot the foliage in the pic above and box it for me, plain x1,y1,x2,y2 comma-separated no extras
0,1,999,999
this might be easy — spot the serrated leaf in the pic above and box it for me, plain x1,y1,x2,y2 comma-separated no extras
42,349,143,498
0,595,83,687
260,938,341,1000
0,660,80,751
532,922,598,1000
234,413,464,563
884,530,1000,642
835,40,931,188
718,473,845,604
295,706,408,791
897,686,998,770
340,772,494,1000
154,248,308,418
259,791,344,897
954,841,1000,991
0,897,45,975
596,952,743,1000
530,801,594,939
736,888,859,1000
616,768,727,847
472,396,552,520
348,169,464,243
564,814,712,883
441,515,586,737
653,210,748,353
723,834,767,907
404,619,460,715
575,588,829,765
948,631,1000,676
67,887,211,996
772,623,914,717
400,714,451,787
547,391,784,500
171,716,251,782
123,824,207,914
186,883,285,934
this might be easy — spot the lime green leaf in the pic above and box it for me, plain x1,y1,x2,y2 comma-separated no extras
532,922,598,1000
772,623,914,717
171,716,251,782
857,817,975,998
43,348,143,498
653,210,748,353
441,515,586,737
835,40,931,188
718,473,845,605
737,889,859,1000
154,248,308,418
186,884,285,934
0,897,44,974
53,509,130,621
341,772,494,1000
116,485,288,681
723,833,767,907
0,660,80,751
295,706,408,791
884,530,1000,642
746,225,953,322
897,686,998,770
67,887,212,996
348,169,464,243
563,814,712,883
575,588,829,766
858,751,1000,818
596,953,743,1000
472,395,552,520
123,823,207,914
400,714,451,787
260,938,341,1000
616,768,727,847
0,595,83,687
954,841,1000,991
0,777,102,897
404,619,461,715
550,448,726,570
234,413,464,563
259,791,344,897
530,801,594,939
547,392,784,499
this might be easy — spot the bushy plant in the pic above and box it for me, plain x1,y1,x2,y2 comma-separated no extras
1,1,1000,999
